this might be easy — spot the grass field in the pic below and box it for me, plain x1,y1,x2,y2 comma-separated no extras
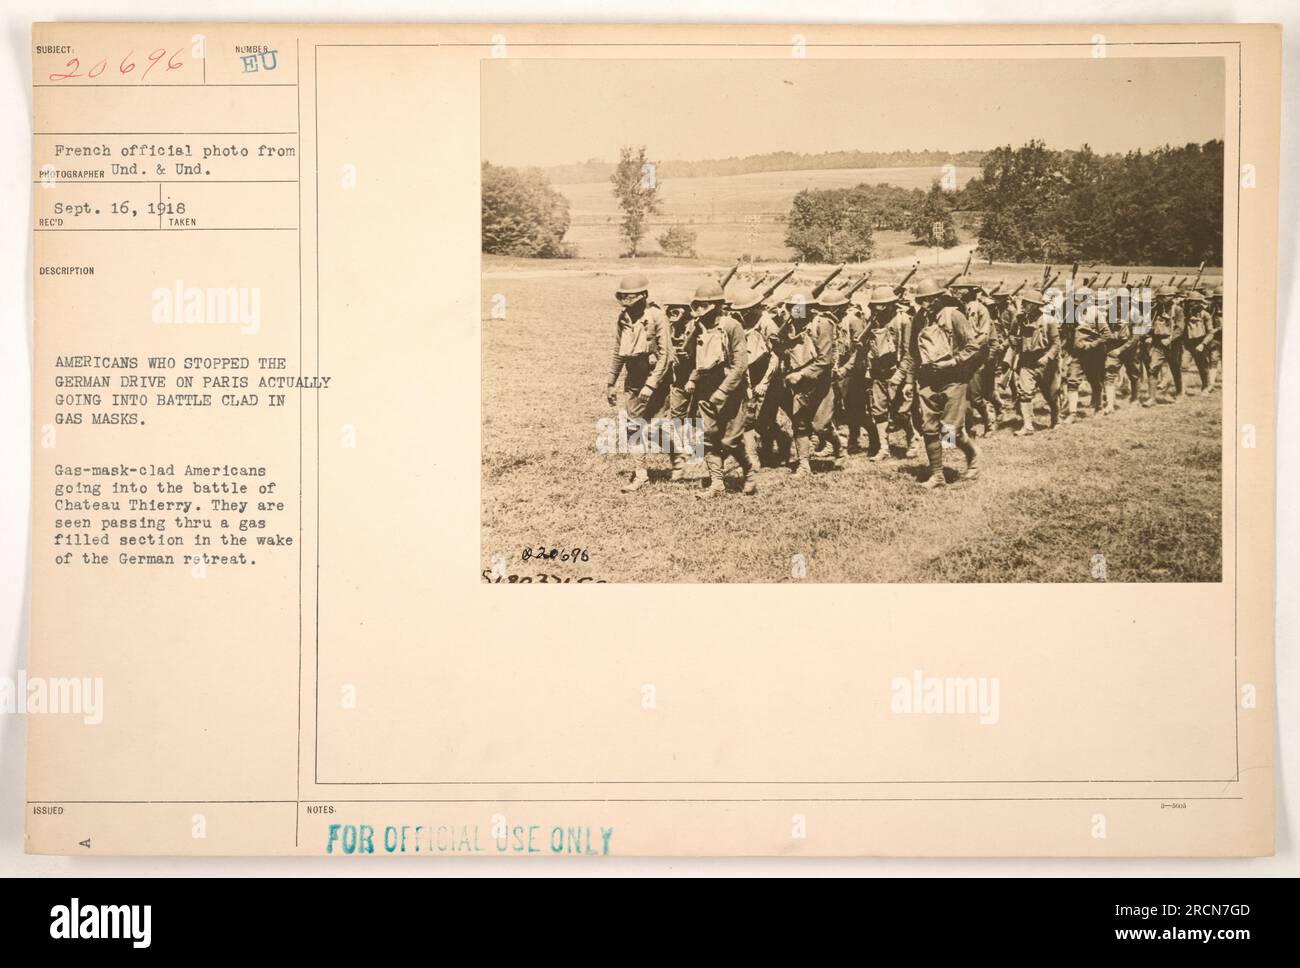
555,164,980,260
481,270,1224,584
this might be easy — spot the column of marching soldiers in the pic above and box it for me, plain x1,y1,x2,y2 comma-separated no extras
605,260,1224,496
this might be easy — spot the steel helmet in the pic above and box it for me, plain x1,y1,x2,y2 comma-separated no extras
817,288,850,309
781,289,814,306
1156,285,1179,298
951,275,981,290
867,286,898,306
1020,288,1046,307
692,281,725,303
912,277,944,300
727,287,764,312
616,273,649,295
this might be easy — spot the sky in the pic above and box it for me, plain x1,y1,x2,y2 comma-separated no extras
481,57,1225,168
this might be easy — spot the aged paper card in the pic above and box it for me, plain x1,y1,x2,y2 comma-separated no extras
27,22,1278,856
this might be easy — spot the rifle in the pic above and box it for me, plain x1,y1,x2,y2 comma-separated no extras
839,272,873,302
810,264,845,299
941,252,974,290
1044,272,1061,290
1097,274,1112,290
1070,262,1079,286
894,262,920,295
719,263,740,288
1192,261,1206,289
1040,264,1052,288
1009,281,1027,299
759,265,798,303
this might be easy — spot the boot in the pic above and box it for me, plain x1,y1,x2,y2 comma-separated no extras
869,422,892,461
1155,373,1174,404
622,454,650,492
734,447,757,496
1061,388,1078,424
1205,367,1217,394
773,425,793,467
744,431,763,474
957,435,981,480
790,435,813,477
1013,401,1035,436
699,454,727,497
669,452,685,483
1102,382,1116,415
919,435,946,489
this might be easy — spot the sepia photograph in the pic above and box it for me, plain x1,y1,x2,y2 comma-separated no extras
481,55,1227,583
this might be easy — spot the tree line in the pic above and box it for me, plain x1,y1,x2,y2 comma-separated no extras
482,140,1225,265
783,140,1223,265
481,161,575,258
784,181,958,262
541,149,986,185
964,140,1224,265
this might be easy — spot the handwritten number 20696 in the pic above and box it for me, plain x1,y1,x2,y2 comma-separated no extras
49,48,185,82
521,547,590,563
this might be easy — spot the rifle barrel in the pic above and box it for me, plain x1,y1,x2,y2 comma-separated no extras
810,263,845,298
759,266,797,301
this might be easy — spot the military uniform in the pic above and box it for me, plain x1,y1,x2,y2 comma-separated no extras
862,287,916,461
1181,294,1216,392
1011,290,1061,434
608,303,671,418
1209,286,1224,388
982,293,1016,422
952,283,994,436
736,300,787,469
1071,295,1114,416
773,290,837,475
908,279,983,487
685,282,754,495
1104,293,1146,406
1146,288,1184,403
828,296,870,453
1057,290,1099,421
665,300,700,481
606,275,672,491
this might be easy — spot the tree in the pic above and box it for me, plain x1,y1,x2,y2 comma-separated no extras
657,225,697,257
784,189,874,262
610,145,663,256
909,182,959,247
480,162,574,258
967,139,1223,265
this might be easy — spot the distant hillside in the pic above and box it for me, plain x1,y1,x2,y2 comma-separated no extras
541,149,987,184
